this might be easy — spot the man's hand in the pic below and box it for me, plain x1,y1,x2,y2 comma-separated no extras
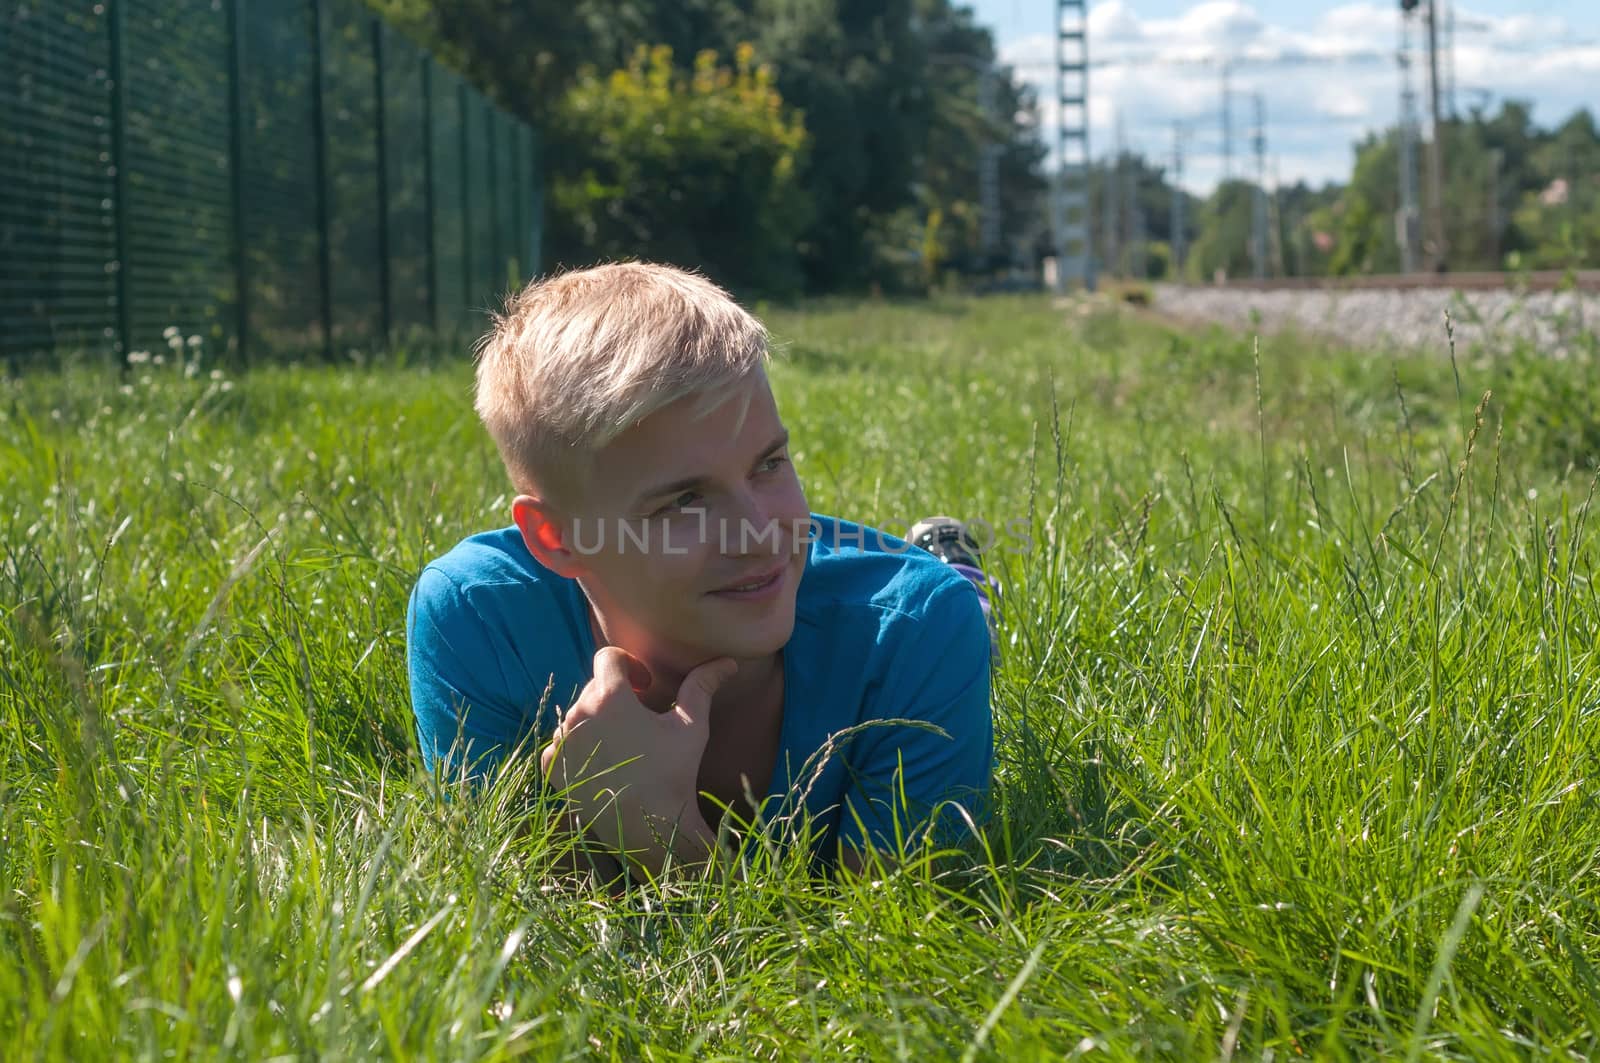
541,647,737,877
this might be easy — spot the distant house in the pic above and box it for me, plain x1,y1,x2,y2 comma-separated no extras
1540,178,1571,207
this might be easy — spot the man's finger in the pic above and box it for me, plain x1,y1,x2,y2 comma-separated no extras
540,709,587,770
672,657,738,729
592,645,652,694
540,729,568,778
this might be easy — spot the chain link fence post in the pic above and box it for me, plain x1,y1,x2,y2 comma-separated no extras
372,16,392,345
421,56,439,334
487,106,500,293
310,0,334,358
529,128,544,282
227,0,251,367
109,0,131,370
458,81,472,338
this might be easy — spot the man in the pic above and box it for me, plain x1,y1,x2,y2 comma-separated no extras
406,262,994,878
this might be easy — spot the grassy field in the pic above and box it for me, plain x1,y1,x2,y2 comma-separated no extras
3,296,1598,1059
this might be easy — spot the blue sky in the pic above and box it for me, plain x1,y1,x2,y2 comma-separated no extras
967,1,1600,191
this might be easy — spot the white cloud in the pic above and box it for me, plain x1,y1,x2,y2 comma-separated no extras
1493,14,1570,45
1003,1,1600,191
1314,84,1371,121
1090,1,1145,44
1154,1,1272,52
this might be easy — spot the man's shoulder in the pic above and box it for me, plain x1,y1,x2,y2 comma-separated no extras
409,525,570,624
799,514,977,626
421,525,542,588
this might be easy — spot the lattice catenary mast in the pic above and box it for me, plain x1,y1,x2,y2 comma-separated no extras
1050,0,1094,291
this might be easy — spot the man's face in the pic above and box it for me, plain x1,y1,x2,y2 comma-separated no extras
556,374,810,673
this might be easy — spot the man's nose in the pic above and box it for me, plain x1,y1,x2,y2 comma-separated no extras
722,488,783,555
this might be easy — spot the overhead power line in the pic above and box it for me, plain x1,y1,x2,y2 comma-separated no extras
1008,34,1600,75
1013,49,1396,72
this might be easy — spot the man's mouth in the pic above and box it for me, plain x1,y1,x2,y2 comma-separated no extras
709,561,787,596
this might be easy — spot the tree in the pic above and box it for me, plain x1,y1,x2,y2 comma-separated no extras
1186,180,1257,282
1278,181,1343,278
368,0,1050,292
908,0,1047,281
547,45,810,295
746,0,930,290
1089,152,1195,279
1512,108,1600,269
1317,101,1600,274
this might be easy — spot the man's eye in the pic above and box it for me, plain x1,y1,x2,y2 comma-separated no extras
654,491,700,516
759,455,788,474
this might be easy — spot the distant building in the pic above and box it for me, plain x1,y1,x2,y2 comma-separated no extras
1540,178,1570,207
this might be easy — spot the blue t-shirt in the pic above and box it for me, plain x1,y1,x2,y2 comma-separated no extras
405,514,993,860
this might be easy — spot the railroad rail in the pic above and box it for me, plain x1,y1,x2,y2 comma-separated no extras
1186,271,1600,294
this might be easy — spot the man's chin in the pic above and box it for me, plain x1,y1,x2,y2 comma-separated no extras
711,610,797,662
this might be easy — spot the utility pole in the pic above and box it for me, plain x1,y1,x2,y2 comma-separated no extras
1487,147,1503,266
1220,63,1233,181
1424,0,1448,271
1397,3,1422,273
1171,122,1187,280
1443,0,1456,119
1251,93,1267,279
1268,156,1287,277
1127,131,1145,280
1104,113,1122,278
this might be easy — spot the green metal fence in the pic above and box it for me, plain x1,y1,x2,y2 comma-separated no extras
1,0,542,368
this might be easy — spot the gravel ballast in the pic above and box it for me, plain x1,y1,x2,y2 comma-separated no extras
1153,284,1599,356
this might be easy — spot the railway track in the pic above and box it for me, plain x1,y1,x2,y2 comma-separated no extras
1189,270,1600,294
1151,272,1598,355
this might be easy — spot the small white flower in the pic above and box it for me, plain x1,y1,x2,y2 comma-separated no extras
186,334,202,348
162,325,180,340
209,369,225,380
126,349,151,365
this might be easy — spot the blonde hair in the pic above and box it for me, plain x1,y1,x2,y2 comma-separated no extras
473,262,770,501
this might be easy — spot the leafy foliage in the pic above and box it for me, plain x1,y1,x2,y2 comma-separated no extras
368,0,1046,296
547,44,810,295
1285,102,1600,277
1091,101,1600,281
1184,179,1259,282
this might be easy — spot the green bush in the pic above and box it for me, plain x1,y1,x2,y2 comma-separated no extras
548,44,811,297
1494,336,1600,472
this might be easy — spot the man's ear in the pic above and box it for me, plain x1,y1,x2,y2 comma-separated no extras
513,495,586,578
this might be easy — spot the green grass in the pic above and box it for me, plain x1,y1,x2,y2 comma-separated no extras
3,296,1598,1059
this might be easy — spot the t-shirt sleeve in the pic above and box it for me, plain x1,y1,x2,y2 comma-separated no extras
836,576,994,858
406,565,554,784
